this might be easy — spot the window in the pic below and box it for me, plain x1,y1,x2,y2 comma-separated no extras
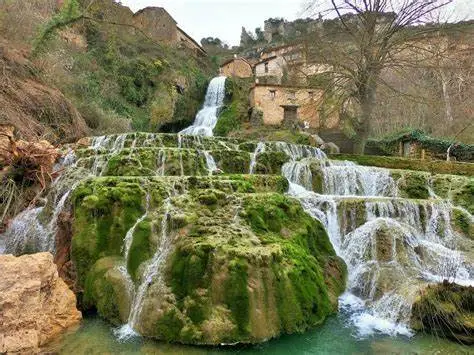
269,90,276,100
264,62,269,73
288,91,296,100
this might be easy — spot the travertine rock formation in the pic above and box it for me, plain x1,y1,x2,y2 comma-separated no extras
0,253,81,353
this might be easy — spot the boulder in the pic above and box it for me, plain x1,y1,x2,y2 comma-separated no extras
309,134,325,147
321,142,340,154
0,253,82,353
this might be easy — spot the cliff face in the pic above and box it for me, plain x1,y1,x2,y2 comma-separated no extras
0,252,82,353
0,40,89,143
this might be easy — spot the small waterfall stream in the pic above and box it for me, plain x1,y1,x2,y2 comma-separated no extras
249,142,265,174
115,194,174,340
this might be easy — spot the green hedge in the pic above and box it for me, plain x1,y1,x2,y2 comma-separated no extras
367,129,474,162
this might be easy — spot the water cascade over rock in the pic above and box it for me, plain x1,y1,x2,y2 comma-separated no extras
1,79,472,345
283,159,474,336
62,133,347,344
179,76,227,137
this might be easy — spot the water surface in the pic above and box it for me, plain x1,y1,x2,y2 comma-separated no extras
46,314,472,355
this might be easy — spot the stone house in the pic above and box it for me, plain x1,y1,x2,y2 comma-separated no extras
133,7,206,55
255,43,330,86
254,56,287,84
249,84,339,129
220,57,253,78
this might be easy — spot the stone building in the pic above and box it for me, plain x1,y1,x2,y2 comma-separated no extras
255,43,331,86
254,56,286,84
132,7,205,55
220,57,253,78
249,84,339,129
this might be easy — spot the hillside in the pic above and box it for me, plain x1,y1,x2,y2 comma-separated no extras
0,0,216,143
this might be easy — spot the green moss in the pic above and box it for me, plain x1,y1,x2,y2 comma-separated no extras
127,219,152,281
255,152,290,175
71,179,145,287
83,257,130,325
169,246,211,301
241,194,343,333
411,283,474,344
154,309,185,342
452,209,474,239
397,172,430,199
225,258,250,335
214,77,252,137
214,104,241,137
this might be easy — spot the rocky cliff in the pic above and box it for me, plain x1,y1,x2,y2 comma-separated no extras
0,252,82,353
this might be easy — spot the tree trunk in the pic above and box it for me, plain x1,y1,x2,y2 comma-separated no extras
354,95,374,155
353,77,377,155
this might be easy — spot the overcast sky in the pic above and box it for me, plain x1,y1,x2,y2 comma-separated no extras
121,0,474,46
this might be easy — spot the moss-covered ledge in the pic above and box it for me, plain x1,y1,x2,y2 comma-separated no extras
330,154,474,176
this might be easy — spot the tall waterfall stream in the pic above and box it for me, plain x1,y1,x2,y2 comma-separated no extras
1,76,472,350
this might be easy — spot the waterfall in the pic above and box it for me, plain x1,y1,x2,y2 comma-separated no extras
321,161,397,197
282,157,474,337
249,142,265,174
202,151,217,175
122,193,150,260
180,76,227,137
156,150,167,176
115,197,173,340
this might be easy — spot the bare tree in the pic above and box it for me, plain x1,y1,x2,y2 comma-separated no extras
303,0,454,154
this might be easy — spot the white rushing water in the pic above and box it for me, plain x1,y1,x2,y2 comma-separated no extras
249,142,265,174
282,157,474,337
180,76,227,137
115,196,174,340
202,151,218,175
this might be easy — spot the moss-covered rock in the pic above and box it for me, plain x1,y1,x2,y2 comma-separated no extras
411,282,474,345
83,257,132,325
396,171,430,199
72,175,346,345
432,175,474,214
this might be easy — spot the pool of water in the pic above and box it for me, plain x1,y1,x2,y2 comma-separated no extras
45,313,471,355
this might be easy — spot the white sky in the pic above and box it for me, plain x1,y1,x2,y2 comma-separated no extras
121,0,474,46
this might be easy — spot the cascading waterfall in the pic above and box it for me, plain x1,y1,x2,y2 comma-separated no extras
115,196,174,340
322,161,397,197
2,125,472,343
282,156,473,337
0,134,131,256
180,76,227,137
249,142,265,174
202,151,217,175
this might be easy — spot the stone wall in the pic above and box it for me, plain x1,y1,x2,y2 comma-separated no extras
255,57,286,84
133,7,177,43
220,58,253,78
250,84,328,128
176,27,206,55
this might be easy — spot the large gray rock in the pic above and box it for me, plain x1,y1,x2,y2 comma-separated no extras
309,134,325,147
322,142,340,154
